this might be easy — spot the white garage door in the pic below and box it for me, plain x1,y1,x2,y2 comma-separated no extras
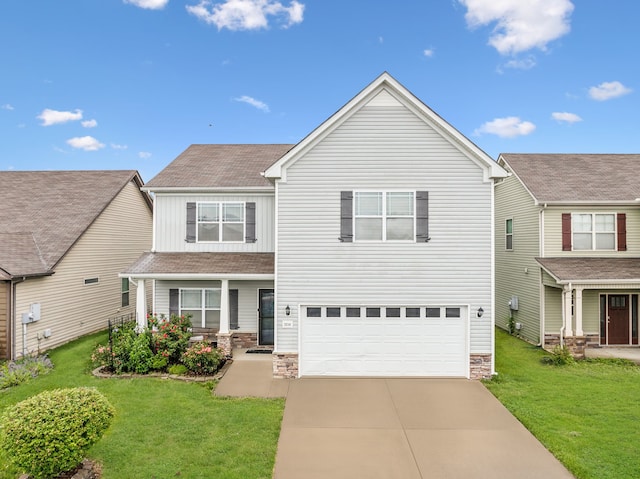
299,305,469,377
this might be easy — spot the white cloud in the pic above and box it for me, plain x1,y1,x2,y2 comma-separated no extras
552,112,582,123
234,95,270,112
82,119,98,128
2,104,14,111
139,151,152,159
423,48,435,58
474,116,536,138
186,0,305,30
123,0,169,9
66,136,105,151
37,108,83,126
502,56,536,71
459,0,574,55
111,143,128,150
588,81,632,101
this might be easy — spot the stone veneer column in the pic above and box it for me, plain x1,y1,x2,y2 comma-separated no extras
469,353,492,380
272,353,298,379
216,333,233,358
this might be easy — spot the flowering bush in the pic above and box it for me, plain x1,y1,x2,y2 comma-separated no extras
0,355,53,389
181,341,224,375
150,314,192,364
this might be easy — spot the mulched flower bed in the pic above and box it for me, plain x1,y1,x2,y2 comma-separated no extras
92,359,231,382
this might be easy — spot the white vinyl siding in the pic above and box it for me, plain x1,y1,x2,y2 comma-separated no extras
494,167,542,344
544,206,640,257
154,194,275,252
274,98,493,356
14,181,152,356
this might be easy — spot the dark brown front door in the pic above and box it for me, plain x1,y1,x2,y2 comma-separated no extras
608,295,630,344
258,289,274,346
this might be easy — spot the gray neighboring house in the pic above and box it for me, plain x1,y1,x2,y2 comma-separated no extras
0,170,152,359
495,153,640,355
124,72,508,379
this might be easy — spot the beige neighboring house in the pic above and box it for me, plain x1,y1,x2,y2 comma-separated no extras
495,154,640,356
0,170,152,359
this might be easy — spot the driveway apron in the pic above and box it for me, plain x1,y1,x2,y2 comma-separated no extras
273,378,574,479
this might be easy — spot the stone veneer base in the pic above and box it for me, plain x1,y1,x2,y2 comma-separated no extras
469,353,492,380
273,352,299,379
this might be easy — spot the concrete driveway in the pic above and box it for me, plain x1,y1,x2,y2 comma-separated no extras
273,378,574,479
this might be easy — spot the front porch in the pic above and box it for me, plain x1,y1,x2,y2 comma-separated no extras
537,257,640,357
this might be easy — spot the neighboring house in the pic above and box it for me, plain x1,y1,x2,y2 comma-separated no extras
124,72,508,379
0,171,153,359
495,154,640,356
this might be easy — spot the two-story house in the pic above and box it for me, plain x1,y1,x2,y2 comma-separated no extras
495,154,640,356
124,72,508,379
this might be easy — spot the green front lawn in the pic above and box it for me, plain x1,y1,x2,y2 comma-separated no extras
485,329,640,479
0,331,284,479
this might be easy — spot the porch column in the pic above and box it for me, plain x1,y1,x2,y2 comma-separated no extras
575,287,584,336
134,278,147,331
219,279,230,334
563,286,573,336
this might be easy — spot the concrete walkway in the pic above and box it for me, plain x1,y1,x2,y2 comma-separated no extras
274,378,574,479
215,356,574,478
585,346,640,364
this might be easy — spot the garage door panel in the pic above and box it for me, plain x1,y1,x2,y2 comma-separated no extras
300,306,468,377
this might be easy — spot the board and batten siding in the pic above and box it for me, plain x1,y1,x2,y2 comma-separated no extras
494,170,542,344
544,206,640,257
14,181,152,357
275,100,494,354
0,281,8,358
154,194,275,253
154,279,272,332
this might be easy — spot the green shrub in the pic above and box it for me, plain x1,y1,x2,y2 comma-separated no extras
541,345,576,366
149,352,169,371
0,387,115,479
0,355,53,389
168,364,188,375
128,331,154,374
181,341,224,375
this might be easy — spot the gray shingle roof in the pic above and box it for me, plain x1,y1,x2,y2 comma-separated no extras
145,144,294,189
124,252,274,276
536,257,640,283
0,170,145,277
501,154,640,203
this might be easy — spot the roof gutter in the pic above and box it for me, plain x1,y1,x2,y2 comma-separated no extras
119,273,274,281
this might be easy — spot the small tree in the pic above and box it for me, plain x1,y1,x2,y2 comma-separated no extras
0,387,115,479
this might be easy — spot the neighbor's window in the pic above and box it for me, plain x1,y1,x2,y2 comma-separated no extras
354,192,414,241
505,218,513,250
180,289,221,328
84,277,99,285
197,202,244,242
121,278,129,307
572,213,615,250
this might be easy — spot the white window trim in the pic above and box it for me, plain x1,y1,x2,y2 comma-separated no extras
571,212,617,251
196,201,246,243
353,190,416,242
505,218,513,251
179,288,221,328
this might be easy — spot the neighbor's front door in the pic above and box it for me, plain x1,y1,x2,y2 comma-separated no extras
608,295,630,345
258,289,274,346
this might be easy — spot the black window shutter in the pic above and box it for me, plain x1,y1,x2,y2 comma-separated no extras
230,289,239,330
561,213,572,251
169,289,179,317
339,191,353,242
186,202,196,243
416,191,430,242
245,202,257,243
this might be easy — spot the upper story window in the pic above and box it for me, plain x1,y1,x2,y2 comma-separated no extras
572,213,615,251
197,202,245,242
354,191,415,241
505,218,513,250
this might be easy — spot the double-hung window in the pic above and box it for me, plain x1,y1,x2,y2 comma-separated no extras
121,278,130,307
180,289,221,329
197,202,244,242
354,191,414,241
572,213,615,251
505,218,513,250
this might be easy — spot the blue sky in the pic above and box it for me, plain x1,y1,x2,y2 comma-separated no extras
1,0,638,182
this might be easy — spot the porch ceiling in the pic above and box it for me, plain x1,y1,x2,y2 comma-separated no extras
123,252,274,276
536,257,640,284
